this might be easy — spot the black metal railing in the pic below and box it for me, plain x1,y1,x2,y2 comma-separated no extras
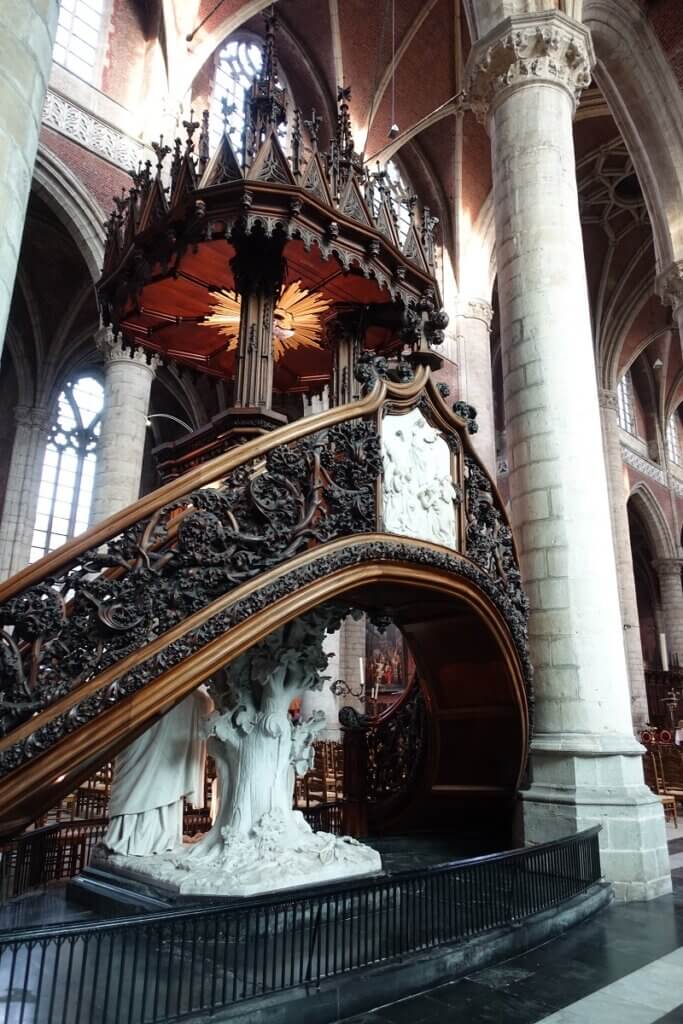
301,800,345,835
0,806,345,905
0,818,108,902
0,827,601,1024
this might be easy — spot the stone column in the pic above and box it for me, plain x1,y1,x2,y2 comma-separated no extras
598,388,648,727
467,12,670,900
653,559,683,668
0,0,60,357
456,299,496,476
0,403,50,579
300,630,342,740
90,329,160,523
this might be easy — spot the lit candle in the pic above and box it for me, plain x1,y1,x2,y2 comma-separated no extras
660,632,669,672
359,656,365,689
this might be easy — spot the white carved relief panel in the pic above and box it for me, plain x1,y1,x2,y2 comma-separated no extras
381,406,457,549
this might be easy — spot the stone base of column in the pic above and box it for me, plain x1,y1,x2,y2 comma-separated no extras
521,734,671,902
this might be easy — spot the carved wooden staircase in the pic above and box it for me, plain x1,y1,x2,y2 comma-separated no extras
0,371,531,838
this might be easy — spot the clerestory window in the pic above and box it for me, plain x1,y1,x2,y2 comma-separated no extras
616,372,636,435
666,413,682,466
53,0,107,84
30,377,103,562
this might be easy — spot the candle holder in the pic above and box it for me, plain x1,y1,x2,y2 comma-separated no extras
663,688,681,732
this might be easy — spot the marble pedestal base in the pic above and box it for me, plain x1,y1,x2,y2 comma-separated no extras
94,814,382,898
521,734,671,902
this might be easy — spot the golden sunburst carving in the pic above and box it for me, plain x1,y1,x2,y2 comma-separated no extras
203,281,331,360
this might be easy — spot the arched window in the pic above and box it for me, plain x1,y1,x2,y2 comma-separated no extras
53,0,107,83
369,159,413,245
666,413,681,466
385,159,413,244
616,372,636,435
210,36,290,160
30,377,104,562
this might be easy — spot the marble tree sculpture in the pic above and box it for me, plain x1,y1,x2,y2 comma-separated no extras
108,606,382,896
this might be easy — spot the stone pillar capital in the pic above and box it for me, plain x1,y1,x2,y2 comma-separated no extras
656,260,683,317
13,403,50,431
96,326,162,375
597,387,618,413
456,298,493,328
652,558,683,579
465,11,595,124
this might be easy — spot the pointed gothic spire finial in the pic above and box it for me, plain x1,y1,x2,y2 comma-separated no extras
261,6,279,88
183,108,200,153
152,135,171,176
242,7,288,169
304,107,322,151
198,109,210,175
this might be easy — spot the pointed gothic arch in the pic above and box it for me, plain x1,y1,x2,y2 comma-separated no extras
628,481,677,560
31,145,106,283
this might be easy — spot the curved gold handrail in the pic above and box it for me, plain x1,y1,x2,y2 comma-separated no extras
0,363,512,605
0,536,529,834
0,379,386,605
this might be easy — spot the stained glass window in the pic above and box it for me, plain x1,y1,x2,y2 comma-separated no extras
53,0,107,83
210,37,289,161
616,372,636,435
30,377,103,562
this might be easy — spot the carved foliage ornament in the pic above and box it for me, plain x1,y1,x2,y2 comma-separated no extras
467,14,594,122
0,539,532,779
464,455,529,644
656,260,683,315
366,676,427,803
0,418,382,738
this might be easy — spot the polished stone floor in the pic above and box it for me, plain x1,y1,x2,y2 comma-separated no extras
2,830,683,1022
341,825,683,1024
0,884,96,931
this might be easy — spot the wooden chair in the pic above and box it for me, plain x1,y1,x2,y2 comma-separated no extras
659,745,683,804
646,750,678,827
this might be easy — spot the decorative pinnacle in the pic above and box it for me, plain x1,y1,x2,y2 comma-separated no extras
304,108,322,149
221,96,237,132
183,109,200,152
261,6,280,87
152,136,171,174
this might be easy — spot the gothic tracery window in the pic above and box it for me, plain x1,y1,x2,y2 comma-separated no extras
616,372,636,435
53,0,107,83
666,413,682,466
30,377,104,562
385,159,413,244
369,159,414,245
210,36,289,160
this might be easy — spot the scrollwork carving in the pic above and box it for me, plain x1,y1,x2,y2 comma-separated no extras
0,418,382,737
0,537,532,778
366,677,427,802
464,456,529,639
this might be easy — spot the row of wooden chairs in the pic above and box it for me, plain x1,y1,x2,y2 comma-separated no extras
294,740,344,808
643,745,683,827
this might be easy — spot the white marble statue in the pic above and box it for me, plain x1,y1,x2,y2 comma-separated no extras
100,608,381,896
102,687,214,856
382,406,457,548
